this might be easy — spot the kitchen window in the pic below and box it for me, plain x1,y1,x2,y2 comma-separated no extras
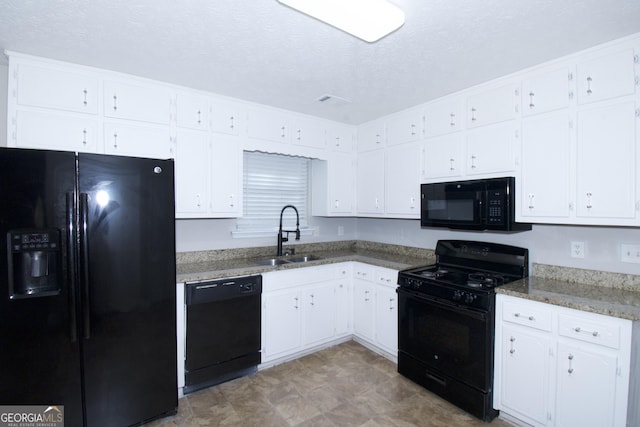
235,151,311,236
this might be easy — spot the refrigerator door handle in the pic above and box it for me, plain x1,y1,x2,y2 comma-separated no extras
80,193,91,340
66,192,78,343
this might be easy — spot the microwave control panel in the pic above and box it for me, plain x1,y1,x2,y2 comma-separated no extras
486,189,506,225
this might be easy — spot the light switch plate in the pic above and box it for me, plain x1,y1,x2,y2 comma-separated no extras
621,244,640,263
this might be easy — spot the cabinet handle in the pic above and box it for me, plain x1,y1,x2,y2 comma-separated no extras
196,194,201,208
375,134,381,144
294,296,299,309
586,76,593,95
113,132,118,148
82,128,87,145
281,126,286,138
83,89,88,106
529,91,535,109
335,136,341,147
230,116,235,129
229,194,235,208
514,313,535,321
297,129,301,141
410,124,416,136
310,294,314,306
450,113,456,127
471,107,477,122
197,110,202,125
334,199,340,209
573,326,599,337
528,193,535,209
509,336,516,354
449,158,455,171
586,192,593,209
568,354,574,374
112,95,118,111
389,298,394,310
364,290,370,302
470,155,477,169
375,197,380,209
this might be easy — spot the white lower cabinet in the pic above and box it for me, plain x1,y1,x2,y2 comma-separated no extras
495,294,632,427
261,264,352,363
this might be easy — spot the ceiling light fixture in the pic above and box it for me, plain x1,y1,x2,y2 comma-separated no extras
277,0,405,43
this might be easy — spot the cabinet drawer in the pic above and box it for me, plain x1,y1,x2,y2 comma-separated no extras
558,313,621,349
502,299,553,332
374,267,397,287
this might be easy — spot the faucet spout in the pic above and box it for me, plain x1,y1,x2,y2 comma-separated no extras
277,205,300,256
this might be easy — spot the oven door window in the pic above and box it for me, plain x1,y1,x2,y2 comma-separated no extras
421,182,482,228
398,289,493,391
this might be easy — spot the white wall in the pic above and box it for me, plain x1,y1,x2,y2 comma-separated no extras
0,63,7,147
356,218,640,275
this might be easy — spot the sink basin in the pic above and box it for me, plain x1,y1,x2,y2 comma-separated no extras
254,258,290,266
254,254,322,266
284,254,322,263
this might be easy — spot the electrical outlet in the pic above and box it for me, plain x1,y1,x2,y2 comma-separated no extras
571,241,585,258
337,226,344,236
621,244,640,263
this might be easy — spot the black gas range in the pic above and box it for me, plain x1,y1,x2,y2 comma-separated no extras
397,240,528,422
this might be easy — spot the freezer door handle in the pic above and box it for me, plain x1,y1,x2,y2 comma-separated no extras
80,193,91,340
66,192,78,343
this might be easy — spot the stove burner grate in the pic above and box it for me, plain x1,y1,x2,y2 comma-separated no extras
467,273,504,289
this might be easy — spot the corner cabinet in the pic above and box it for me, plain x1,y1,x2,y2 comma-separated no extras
494,294,633,427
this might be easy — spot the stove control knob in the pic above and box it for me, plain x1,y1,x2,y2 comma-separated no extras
464,293,476,304
452,290,463,301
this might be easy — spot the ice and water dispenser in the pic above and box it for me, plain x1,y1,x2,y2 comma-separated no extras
7,229,62,299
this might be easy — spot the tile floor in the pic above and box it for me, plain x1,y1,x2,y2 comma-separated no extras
148,340,513,427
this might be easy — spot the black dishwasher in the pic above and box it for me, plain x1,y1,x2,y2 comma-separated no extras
184,275,262,394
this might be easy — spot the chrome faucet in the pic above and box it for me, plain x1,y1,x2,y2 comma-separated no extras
277,205,300,256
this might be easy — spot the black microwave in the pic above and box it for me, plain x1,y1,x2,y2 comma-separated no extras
420,177,531,232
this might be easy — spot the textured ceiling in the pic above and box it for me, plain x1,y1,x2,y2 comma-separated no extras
1,0,640,124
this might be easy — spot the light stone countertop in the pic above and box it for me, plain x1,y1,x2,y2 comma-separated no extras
498,264,640,321
176,240,435,283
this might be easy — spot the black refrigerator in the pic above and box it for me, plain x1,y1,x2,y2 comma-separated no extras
0,147,178,426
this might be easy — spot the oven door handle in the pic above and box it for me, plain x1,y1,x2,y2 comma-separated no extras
397,287,488,321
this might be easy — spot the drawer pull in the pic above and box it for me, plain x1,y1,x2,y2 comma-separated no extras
509,336,516,354
574,326,599,337
514,313,535,321
568,353,574,374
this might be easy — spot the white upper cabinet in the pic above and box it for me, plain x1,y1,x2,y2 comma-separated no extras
424,96,465,137
210,135,242,216
522,67,572,116
312,153,355,216
103,122,174,160
356,150,385,215
576,100,637,222
292,116,326,149
519,112,572,221
210,97,242,136
175,129,210,216
15,63,99,114
422,133,465,180
357,119,385,151
326,123,354,152
467,82,520,128
576,48,636,105
176,92,209,131
103,80,172,125
246,107,290,143
385,142,421,217
385,109,424,146
15,110,99,153
465,121,518,176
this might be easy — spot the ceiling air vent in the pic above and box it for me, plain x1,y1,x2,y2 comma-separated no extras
316,94,351,106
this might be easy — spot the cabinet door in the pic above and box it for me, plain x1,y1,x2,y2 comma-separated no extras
520,112,571,220
386,110,423,146
293,117,326,149
176,92,209,131
326,123,354,152
103,80,172,125
499,325,552,426
357,120,385,151
328,152,355,214
334,268,351,336
16,63,99,114
356,150,385,215
304,282,336,346
423,133,465,180
15,110,98,153
465,121,517,176
385,142,420,217
210,135,242,216
576,48,636,105
522,67,572,116
211,98,242,136
353,279,375,342
555,342,618,427
576,101,637,221
104,122,173,159
424,96,465,137
247,107,290,143
262,290,303,361
374,284,397,355
175,130,210,216
467,83,519,128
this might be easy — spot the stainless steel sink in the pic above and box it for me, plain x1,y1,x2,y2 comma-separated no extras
284,254,322,263
254,254,321,266
254,258,289,266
